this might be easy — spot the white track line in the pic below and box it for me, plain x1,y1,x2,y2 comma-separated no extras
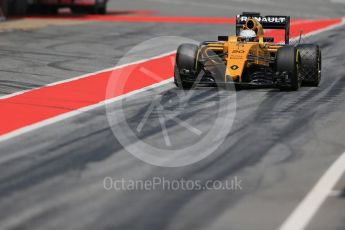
278,152,345,230
0,18,344,144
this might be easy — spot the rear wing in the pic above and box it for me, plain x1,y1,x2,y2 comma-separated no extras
236,12,290,44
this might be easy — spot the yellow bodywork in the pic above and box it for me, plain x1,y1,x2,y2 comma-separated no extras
200,18,283,83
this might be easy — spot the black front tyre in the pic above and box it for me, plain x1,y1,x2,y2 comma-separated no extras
276,46,301,91
174,43,200,90
297,44,321,87
174,65,193,90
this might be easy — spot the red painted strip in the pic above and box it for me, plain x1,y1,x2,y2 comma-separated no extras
0,19,341,136
0,54,175,135
268,18,341,42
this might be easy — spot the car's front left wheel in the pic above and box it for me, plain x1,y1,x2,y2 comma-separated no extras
276,46,301,91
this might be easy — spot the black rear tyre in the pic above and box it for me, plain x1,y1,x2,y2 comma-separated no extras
71,6,86,14
0,0,8,17
297,44,321,87
276,46,301,91
174,43,200,90
72,1,106,15
88,1,107,14
8,0,27,15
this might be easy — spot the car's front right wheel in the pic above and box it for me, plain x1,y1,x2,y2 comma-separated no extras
297,44,321,87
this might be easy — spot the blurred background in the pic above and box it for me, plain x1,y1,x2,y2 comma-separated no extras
0,0,344,19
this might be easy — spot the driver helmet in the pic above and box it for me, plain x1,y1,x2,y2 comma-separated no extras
239,29,257,41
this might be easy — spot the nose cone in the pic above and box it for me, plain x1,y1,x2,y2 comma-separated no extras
226,46,250,82
227,62,246,81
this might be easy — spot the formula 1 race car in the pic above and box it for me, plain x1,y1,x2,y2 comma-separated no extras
174,12,321,90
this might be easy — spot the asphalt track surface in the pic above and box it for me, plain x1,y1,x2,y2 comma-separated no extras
1,0,345,230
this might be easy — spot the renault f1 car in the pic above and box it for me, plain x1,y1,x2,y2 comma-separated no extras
174,12,321,90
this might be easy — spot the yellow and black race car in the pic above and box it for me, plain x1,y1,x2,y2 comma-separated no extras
174,12,321,91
